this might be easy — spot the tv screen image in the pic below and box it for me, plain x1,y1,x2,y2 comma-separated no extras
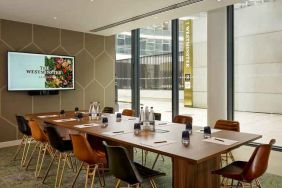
8,52,75,91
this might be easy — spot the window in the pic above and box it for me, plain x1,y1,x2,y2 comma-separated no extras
140,22,172,121
115,32,132,112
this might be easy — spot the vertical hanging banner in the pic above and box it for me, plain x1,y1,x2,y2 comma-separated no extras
183,20,193,107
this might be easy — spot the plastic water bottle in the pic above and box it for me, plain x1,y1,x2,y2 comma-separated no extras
149,107,155,131
140,107,144,122
145,106,149,122
149,107,154,122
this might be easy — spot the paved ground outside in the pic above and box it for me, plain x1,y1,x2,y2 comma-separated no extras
117,89,282,146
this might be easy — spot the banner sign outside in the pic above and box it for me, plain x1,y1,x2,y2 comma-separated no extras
183,19,193,107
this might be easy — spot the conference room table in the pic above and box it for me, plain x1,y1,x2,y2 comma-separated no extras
26,111,261,188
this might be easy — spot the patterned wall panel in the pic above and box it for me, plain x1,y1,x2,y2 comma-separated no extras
0,19,116,142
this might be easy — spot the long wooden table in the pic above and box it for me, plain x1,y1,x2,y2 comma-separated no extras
26,111,262,188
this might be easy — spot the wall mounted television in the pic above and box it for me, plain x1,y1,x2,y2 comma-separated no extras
8,52,75,92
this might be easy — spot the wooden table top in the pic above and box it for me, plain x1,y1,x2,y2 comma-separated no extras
26,111,262,164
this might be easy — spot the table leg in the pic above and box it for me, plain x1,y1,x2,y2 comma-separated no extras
173,156,220,188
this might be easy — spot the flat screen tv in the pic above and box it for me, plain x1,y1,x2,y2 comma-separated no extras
8,52,75,91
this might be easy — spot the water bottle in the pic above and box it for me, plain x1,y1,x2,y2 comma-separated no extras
149,107,154,122
149,107,155,131
145,106,149,122
139,107,144,122
97,102,101,119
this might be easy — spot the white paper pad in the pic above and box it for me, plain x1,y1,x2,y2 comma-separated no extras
203,137,238,145
74,123,100,128
102,131,132,136
38,115,58,118
195,128,222,133
53,118,77,123
140,140,177,148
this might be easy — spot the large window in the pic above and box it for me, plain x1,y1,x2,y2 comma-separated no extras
178,13,208,126
140,22,172,122
115,32,132,112
234,0,282,146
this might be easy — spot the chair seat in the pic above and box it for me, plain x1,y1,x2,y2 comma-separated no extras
212,161,247,181
133,162,165,180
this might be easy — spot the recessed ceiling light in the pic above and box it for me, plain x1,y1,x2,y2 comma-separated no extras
53,17,57,20
217,0,222,2
90,0,94,2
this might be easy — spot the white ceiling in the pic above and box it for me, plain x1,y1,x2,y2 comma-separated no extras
0,0,240,36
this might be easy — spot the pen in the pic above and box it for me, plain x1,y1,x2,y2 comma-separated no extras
158,123,167,125
154,141,167,144
214,138,224,142
113,131,124,134
128,118,136,120
200,129,204,132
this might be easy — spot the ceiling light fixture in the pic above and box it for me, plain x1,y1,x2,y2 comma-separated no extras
53,17,57,20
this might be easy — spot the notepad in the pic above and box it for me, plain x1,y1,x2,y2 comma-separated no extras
140,140,177,148
74,123,100,128
203,137,238,145
38,115,58,118
53,118,76,123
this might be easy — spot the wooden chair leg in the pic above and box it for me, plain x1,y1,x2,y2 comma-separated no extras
71,162,83,188
25,142,39,170
35,143,47,177
149,179,157,188
90,165,98,188
13,136,25,161
115,179,121,188
42,150,57,183
255,178,262,188
57,153,68,188
22,137,32,166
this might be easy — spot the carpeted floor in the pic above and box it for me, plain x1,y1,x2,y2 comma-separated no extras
0,145,281,188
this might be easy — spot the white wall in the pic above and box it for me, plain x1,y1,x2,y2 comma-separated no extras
234,0,282,114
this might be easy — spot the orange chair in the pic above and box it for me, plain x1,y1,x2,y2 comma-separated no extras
70,134,106,188
212,139,275,187
122,109,135,117
25,120,50,177
214,119,240,165
173,115,193,124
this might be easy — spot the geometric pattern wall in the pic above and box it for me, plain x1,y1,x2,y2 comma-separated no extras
0,19,116,142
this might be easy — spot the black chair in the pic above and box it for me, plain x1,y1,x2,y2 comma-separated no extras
102,106,114,114
42,126,75,187
103,141,165,188
13,115,33,166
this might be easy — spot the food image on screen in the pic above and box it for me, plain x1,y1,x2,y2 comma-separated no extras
45,57,73,88
8,52,75,91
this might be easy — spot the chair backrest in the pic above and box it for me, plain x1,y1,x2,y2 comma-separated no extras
173,115,192,124
242,139,276,182
214,119,240,132
70,134,98,164
28,120,47,142
15,115,31,136
102,141,142,185
102,107,114,114
154,113,161,121
122,109,135,117
44,126,65,152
